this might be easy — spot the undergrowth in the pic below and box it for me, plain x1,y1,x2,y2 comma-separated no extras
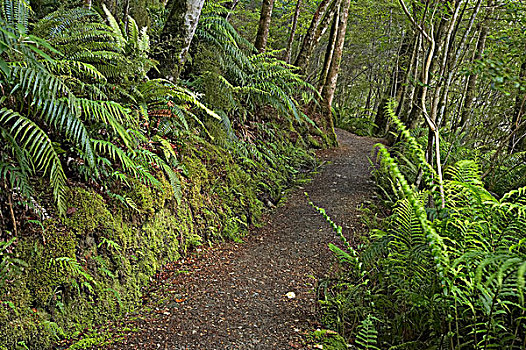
314,105,526,349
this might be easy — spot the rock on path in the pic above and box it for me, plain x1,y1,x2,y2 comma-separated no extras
104,129,379,350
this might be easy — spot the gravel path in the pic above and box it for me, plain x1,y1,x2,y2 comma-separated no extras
103,129,379,350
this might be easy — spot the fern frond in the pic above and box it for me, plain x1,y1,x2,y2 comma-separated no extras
92,139,163,190
33,6,101,38
0,107,67,213
134,148,180,200
0,0,29,34
102,4,125,48
78,98,135,147
355,315,380,350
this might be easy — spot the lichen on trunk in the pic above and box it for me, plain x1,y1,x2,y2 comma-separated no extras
154,0,206,80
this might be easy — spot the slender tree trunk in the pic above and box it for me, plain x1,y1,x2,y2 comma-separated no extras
402,29,425,129
399,0,446,207
225,0,240,21
404,82,423,128
154,0,206,81
284,0,302,63
364,82,373,115
429,0,463,129
294,0,334,72
318,7,339,93
320,0,352,145
305,2,338,78
399,32,421,119
254,0,275,52
509,56,526,152
374,32,412,135
435,0,483,128
6,184,17,236
458,0,493,130
397,33,419,116
123,0,130,32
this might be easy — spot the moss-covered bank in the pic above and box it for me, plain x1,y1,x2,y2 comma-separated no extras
0,123,317,349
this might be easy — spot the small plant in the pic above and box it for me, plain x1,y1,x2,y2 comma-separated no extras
355,315,379,350
0,237,26,289
49,257,96,295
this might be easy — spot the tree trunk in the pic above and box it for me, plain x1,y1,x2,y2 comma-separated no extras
364,82,373,115
123,0,130,33
294,0,334,73
284,0,302,63
429,0,464,129
458,0,492,130
398,32,421,121
320,0,351,145
318,8,339,93
254,0,275,52
435,0,483,129
225,0,240,21
509,56,526,152
374,32,413,135
154,0,206,81
399,0,446,207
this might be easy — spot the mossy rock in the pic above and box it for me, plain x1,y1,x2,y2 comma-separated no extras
63,188,112,236
309,329,348,350
18,219,77,308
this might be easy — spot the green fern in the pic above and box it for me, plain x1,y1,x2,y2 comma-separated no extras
0,107,68,212
195,6,318,126
1,1,209,216
0,237,26,289
316,104,526,348
355,315,380,350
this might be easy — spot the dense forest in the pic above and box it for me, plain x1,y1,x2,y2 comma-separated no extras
0,0,526,349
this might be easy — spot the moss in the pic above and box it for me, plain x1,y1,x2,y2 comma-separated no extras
63,188,112,236
307,134,324,149
1,122,317,349
128,180,156,215
18,219,77,308
139,208,182,275
309,329,348,350
180,139,264,242
68,335,110,350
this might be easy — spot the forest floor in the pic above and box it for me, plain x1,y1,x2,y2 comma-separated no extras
100,129,380,350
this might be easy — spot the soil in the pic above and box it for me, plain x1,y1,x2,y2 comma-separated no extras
101,129,380,350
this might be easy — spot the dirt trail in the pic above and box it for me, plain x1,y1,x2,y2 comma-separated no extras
104,129,379,350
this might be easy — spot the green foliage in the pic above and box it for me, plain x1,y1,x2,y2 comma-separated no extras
0,122,316,349
0,238,26,290
317,106,526,349
334,104,377,137
0,0,322,348
355,316,380,350
193,4,318,126
0,0,219,216
309,329,348,350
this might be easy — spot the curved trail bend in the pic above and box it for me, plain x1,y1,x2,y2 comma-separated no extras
105,129,379,350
